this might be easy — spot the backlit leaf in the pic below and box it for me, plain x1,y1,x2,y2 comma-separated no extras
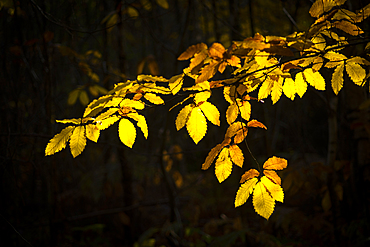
79,90,90,106
229,144,244,168
239,100,251,121
332,62,344,94
215,148,233,183
120,98,145,110
70,126,87,158
346,62,366,85
194,91,211,104
235,177,258,207
199,101,220,126
263,156,288,170
261,176,284,202
303,68,325,90
258,79,273,100
240,169,260,183
333,20,363,36
196,61,220,83
247,120,267,129
202,143,224,170
283,77,296,100
86,124,100,142
169,74,184,95
96,116,120,130
175,104,193,131
208,43,225,59
178,43,208,60
156,0,169,9
144,93,164,104
234,126,248,144
295,72,308,97
56,118,81,124
127,113,148,139
226,104,238,125
309,0,346,18
225,122,246,138
68,89,79,105
253,180,275,220
223,85,237,104
118,118,136,148
271,77,283,104
186,107,207,144
45,126,75,156
263,170,281,185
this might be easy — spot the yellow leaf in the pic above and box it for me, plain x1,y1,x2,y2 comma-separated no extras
247,119,267,129
175,104,193,131
196,61,220,83
120,99,145,110
118,118,136,148
240,169,260,183
69,126,87,158
253,180,275,220
189,50,208,71
346,62,366,85
225,122,246,138
234,126,248,144
258,78,273,100
263,156,288,170
303,68,325,90
169,74,184,95
56,118,81,124
238,100,251,121
178,43,208,60
226,104,238,125
271,77,283,104
294,72,308,97
324,51,347,61
215,148,233,183
223,85,237,104
333,20,363,36
194,91,211,104
229,144,244,168
86,124,100,142
202,143,223,170
261,176,284,202
127,6,139,18
156,0,169,9
68,89,79,105
283,77,296,100
235,177,258,207
144,93,164,104
199,101,220,126
127,112,148,139
263,170,281,185
312,56,324,71
186,107,207,144
96,116,120,130
45,126,75,156
309,0,346,18
79,90,90,106
332,62,344,94
83,95,113,117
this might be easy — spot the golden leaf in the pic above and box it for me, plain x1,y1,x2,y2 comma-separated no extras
309,0,346,18
137,74,168,83
96,116,120,130
239,100,251,121
118,118,136,148
156,0,169,9
332,62,344,94
178,43,208,60
186,107,207,144
120,99,145,110
346,61,366,85
83,95,113,117
56,118,81,124
95,108,119,122
194,91,211,104
226,104,239,125
215,148,233,183
45,126,75,156
235,177,258,207
127,113,148,139
175,104,193,131
234,126,248,144
144,93,164,104
253,180,275,220
282,77,296,100
189,50,208,71
312,56,324,72
263,156,288,170
271,77,283,104
229,144,244,168
240,169,260,183
247,119,267,129
86,124,100,142
303,68,326,90
196,61,220,83
225,122,246,138
263,170,281,185
260,176,284,202
70,126,87,158
333,20,363,36
223,85,237,104
208,43,225,59
199,101,220,126
169,74,184,95
202,143,224,170
294,72,308,97
258,78,273,100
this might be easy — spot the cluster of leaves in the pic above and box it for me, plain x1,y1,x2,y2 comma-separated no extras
46,0,370,219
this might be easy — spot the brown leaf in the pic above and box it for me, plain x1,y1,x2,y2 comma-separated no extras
178,43,208,60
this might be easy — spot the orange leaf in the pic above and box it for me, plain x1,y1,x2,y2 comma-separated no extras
247,120,267,129
208,43,225,59
263,156,288,170
263,170,281,185
240,169,260,183
178,43,208,60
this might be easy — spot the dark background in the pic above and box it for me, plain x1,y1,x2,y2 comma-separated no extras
1,0,369,246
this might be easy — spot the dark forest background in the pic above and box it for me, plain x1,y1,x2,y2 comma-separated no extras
1,0,370,246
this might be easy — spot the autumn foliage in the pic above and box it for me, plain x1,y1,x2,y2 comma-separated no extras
46,0,370,220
